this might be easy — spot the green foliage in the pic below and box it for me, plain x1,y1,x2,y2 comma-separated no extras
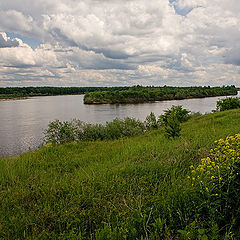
144,112,159,130
0,86,132,98
1,109,240,239
158,105,191,126
0,85,237,101
164,114,181,139
44,117,146,144
44,108,191,144
157,105,190,139
189,134,240,235
44,120,79,144
178,221,220,240
216,97,240,111
84,86,238,104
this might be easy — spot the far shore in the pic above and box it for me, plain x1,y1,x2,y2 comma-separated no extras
0,97,28,101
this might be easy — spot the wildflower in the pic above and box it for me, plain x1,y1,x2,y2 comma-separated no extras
45,142,52,147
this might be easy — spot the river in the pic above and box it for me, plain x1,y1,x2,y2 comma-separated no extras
0,92,239,157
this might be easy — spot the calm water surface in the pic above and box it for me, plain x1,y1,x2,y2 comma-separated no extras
0,92,239,157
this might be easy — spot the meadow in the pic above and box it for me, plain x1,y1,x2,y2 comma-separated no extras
0,108,240,239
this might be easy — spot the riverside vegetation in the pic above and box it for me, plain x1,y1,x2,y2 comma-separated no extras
0,86,131,99
0,85,237,101
0,97,240,239
44,105,191,144
84,85,238,104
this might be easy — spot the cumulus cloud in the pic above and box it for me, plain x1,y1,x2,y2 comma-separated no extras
0,32,19,48
0,0,239,87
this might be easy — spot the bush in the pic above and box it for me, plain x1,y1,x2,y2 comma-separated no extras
144,112,159,130
44,120,80,144
104,118,145,140
158,105,190,139
216,97,240,111
44,117,146,144
189,134,240,235
158,105,190,127
44,106,192,144
81,123,106,141
164,114,181,139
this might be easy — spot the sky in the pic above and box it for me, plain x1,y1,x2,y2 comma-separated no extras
0,0,239,87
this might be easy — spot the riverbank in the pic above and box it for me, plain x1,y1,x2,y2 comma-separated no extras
84,86,238,104
0,109,240,239
0,97,28,101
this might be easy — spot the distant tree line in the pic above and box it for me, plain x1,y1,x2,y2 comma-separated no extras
0,85,238,101
84,85,238,104
0,86,132,99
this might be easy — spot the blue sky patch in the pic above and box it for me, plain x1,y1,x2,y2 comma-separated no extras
6,32,42,49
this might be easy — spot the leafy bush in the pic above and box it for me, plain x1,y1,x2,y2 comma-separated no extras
81,123,106,141
157,105,190,139
44,117,146,144
158,105,191,127
105,118,146,140
44,106,192,144
164,114,181,139
44,120,80,144
189,134,240,235
144,112,159,130
216,97,240,111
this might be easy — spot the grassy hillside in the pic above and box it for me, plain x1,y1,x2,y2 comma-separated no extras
0,109,240,239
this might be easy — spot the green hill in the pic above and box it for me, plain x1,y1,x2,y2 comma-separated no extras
0,109,240,239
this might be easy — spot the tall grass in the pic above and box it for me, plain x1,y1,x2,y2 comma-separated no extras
0,109,240,239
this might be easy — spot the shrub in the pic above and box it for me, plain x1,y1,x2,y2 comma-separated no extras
44,106,191,144
164,114,181,139
158,105,190,139
189,134,240,235
44,117,146,144
82,123,106,141
120,117,146,137
158,105,190,127
44,120,79,144
144,112,159,130
216,97,240,111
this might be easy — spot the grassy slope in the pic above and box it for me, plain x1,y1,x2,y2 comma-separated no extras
0,109,240,239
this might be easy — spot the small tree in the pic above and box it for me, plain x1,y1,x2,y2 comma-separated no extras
158,105,190,127
145,112,158,130
164,114,181,139
216,97,240,111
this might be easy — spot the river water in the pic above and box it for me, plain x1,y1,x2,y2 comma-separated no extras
0,92,239,157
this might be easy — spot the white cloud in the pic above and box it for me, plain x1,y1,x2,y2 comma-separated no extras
0,0,239,86
0,32,19,48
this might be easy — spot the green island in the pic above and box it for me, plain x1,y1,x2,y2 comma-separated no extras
1,98,240,239
84,85,238,104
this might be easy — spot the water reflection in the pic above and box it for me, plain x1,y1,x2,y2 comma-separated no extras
0,92,239,156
